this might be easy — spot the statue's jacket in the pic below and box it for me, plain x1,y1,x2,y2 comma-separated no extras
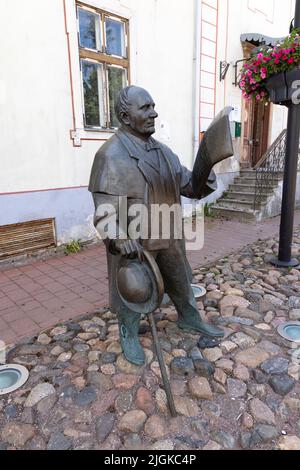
88,128,216,313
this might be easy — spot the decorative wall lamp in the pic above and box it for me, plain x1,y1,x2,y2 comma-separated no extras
219,61,230,81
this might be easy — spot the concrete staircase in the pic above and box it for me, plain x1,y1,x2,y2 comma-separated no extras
210,169,283,220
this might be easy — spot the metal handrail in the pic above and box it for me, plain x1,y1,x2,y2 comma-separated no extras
253,130,287,211
253,130,287,170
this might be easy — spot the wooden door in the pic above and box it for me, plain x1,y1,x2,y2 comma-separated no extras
251,101,271,166
241,98,271,168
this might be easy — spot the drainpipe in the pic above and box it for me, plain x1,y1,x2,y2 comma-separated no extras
193,0,201,161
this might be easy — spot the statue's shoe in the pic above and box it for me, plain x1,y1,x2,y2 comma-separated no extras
178,318,224,338
119,324,145,366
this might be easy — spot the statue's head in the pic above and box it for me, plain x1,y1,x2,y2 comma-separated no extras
115,86,158,139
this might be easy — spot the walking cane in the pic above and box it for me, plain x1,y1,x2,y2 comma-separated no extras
141,250,177,417
148,311,177,417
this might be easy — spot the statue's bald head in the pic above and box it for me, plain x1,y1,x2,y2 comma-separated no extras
115,86,149,124
115,85,158,139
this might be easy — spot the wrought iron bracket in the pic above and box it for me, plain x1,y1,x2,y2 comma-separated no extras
233,58,248,86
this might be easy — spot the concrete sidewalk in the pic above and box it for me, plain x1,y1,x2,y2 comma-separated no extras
1,211,300,345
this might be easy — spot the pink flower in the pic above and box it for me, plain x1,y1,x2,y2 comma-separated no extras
260,67,267,79
274,59,280,65
240,80,246,87
247,69,253,76
257,52,264,60
287,58,295,64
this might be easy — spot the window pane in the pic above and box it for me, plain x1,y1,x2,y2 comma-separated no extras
108,67,126,128
82,61,105,127
78,8,101,50
105,18,126,57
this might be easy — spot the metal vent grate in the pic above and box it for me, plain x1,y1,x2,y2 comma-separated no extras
0,218,56,259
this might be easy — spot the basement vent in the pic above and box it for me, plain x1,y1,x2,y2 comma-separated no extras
0,218,57,259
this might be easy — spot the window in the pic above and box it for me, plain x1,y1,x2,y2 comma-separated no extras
77,3,129,130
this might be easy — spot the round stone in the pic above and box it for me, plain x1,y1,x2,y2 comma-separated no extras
50,326,67,337
135,387,155,415
24,383,56,407
260,357,289,375
37,334,52,345
170,357,194,376
198,337,220,349
57,352,72,363
203,348,223,362
144,415,168,439
279,436,300,450
234,364,250,381
227,379,247,398
194,358,215,378
268,375,296,396
118,410,147,433
100,364,116,375
188,377,212,400
174,397,200,417
249,398,276,425
115,391,133,413
73,386,97,406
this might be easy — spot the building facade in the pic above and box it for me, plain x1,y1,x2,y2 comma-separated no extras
0,0,296,252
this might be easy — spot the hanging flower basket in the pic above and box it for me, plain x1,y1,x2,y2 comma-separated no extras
239,29,300,105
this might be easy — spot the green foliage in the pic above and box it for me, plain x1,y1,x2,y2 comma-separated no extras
64,240,82,255
204,203,214,218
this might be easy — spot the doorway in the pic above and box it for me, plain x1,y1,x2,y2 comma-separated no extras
241,91,271,168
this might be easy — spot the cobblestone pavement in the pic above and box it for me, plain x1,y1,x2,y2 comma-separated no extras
1,210,300,345
1,230,300,450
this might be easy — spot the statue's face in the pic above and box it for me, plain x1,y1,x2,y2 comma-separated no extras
125,89,158,138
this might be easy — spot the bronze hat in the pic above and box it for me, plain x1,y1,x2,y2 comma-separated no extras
116,250,164,314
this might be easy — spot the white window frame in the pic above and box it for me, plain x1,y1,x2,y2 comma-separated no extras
64,0,137,146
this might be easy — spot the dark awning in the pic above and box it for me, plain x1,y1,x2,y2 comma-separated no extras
240,33,285,47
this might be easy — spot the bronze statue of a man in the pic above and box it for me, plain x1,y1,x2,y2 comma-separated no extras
89,85,231,365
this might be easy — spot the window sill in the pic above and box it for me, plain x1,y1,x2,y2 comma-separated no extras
70,128,115,146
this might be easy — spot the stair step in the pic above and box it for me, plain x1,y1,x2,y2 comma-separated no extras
212,199,263,211
224,191,268,201
234,177,257,185
228,184,276,193
240,170,255,177
210,205,256,221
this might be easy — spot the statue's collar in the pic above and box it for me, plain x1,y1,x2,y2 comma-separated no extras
118,128,160,152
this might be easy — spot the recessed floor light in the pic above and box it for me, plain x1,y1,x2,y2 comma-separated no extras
277,321,300,343
191,284,207,299
0,364,29,395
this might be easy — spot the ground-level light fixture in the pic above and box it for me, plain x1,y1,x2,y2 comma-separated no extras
161,285,206,306
277,321,300,343
0,364,29,395
191,284,207,300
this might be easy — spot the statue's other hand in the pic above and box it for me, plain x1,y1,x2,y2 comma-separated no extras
114,239,144,262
